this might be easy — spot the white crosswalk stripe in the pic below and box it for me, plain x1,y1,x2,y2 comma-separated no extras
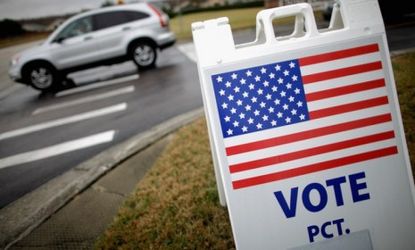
0,103,127,141
0,130,115,170
177,43,197,62
33,86,134,115
1,74,138,170
56,74,139,97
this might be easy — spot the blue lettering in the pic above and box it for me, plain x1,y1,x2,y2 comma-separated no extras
326,176,347,206
274,187,298,218
350,172,370,202
307,218,348,243
302,183,328,213
321,221,334,239
273,172,370,218
332,218,345,235
307,225,319,242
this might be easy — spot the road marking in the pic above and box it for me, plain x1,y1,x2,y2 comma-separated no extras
56,74,139,97
177,43,197,62
0,130,115,170
33,86,134,115
0,103,126,141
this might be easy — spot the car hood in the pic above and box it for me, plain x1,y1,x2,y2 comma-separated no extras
13,41,48,61
20,41,47,55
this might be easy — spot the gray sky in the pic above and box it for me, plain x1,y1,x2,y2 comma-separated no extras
0,0,115,20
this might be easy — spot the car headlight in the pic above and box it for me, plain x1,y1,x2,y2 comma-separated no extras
10,55,20,66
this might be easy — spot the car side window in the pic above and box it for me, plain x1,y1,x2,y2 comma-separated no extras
93,11,149,31
126,11,150,22
55,16,93,41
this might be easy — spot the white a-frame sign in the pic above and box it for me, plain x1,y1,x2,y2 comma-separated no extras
192,0,415,249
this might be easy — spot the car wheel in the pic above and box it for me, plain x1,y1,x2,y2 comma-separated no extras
24,63,60,92
130,42,157,70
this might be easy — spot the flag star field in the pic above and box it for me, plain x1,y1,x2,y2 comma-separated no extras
212,60,310,138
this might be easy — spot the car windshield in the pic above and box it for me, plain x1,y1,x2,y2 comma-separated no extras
54,16,93,41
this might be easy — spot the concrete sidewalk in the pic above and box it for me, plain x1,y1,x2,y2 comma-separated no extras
10,136,171,249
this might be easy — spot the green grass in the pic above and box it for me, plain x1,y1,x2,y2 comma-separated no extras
393,52,415,172
95,53,415,249
170,7,324,40
95,118,235,249
170,7,262,40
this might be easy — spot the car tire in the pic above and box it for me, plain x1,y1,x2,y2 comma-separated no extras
130,41,157,70
23,63,61,92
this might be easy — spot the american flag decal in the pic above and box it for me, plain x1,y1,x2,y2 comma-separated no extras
211,43,398,190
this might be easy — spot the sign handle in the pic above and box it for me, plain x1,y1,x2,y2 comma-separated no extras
255,3,319,45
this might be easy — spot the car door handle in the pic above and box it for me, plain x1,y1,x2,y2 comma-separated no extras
122,26,131,31
83,36,93,41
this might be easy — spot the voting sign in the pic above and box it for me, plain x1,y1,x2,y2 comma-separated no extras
212,43,393,190
192,1,415,249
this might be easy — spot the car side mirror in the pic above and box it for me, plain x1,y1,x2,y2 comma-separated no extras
54,37,66,44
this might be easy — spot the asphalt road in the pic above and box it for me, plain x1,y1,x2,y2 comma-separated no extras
0,19,414,209
0,47,203,208
386,21,415,51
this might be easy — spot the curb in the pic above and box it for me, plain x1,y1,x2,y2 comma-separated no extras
0,107,204,249
390,47,415,57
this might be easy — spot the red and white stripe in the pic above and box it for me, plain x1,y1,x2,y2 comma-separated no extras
224,43,398,190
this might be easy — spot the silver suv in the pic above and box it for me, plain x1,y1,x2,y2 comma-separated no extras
9,3,175,92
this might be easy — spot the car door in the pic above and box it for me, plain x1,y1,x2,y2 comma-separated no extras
91,10,149,59
49,15,101,69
